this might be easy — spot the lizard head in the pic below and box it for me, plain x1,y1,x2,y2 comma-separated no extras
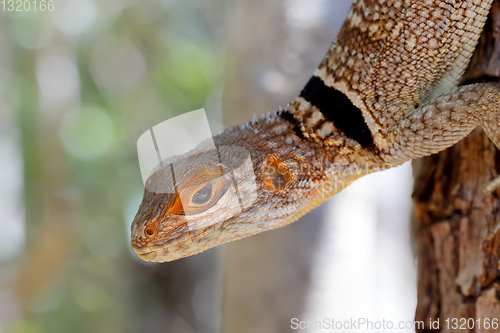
130,129,339,262
130,143,261,262
131,116,361,263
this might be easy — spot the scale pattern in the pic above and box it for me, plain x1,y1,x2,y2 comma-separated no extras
131,0,500,263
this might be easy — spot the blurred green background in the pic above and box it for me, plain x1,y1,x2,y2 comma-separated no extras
1,1,227,332
0,0,416,332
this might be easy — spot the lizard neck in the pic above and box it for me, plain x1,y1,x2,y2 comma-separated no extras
212,75,390,214
216,92,380,187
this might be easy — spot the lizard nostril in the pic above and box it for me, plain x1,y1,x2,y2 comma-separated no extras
144,222,158,238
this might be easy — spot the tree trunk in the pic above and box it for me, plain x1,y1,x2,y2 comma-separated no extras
413,2,500,332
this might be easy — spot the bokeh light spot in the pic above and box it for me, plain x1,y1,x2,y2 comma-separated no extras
52,0,98,36
61,107,114,160
36,50,80,105
10,11,54,49
91,37,146,93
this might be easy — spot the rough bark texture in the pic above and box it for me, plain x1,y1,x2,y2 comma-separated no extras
413,2,500,332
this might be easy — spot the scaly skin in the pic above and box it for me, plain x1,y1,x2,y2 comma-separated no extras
131,0,500,262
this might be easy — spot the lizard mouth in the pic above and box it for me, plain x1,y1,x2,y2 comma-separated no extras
130,224,221,262
130,232,192,262
131,243,182,262
131,241,211,263
132,246,159,261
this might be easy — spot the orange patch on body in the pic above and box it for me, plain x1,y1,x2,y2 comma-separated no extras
263,155,295,191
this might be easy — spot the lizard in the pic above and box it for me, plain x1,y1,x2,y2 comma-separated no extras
131,0,500,262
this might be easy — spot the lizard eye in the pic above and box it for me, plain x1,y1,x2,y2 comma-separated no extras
192,182,213,205
178,167,231,215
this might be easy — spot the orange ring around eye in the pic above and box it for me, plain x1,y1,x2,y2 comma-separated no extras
166,194,185,215
177,173,231,215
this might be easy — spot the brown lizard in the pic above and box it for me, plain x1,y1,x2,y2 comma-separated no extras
131,0,500,262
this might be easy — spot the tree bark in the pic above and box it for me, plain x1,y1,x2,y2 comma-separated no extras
413,2,500,332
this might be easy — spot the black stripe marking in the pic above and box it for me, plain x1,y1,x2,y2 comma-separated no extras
300,76,374,148
280,110,305,139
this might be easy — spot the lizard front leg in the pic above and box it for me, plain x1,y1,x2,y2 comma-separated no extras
381,83,500,189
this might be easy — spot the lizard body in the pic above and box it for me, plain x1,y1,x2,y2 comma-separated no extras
131,0,500,262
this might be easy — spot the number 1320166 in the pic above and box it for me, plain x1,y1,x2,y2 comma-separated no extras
1,0,54,12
